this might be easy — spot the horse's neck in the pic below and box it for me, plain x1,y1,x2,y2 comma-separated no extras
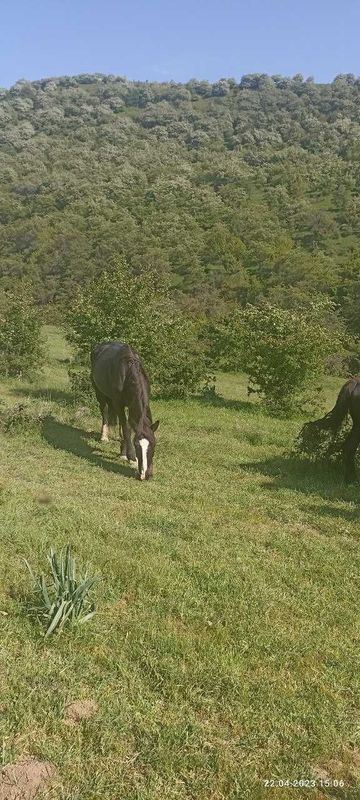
129,408,152,438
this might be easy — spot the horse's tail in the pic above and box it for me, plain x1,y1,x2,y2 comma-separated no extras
308,380,353,434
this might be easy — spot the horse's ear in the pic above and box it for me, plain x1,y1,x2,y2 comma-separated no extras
151,420,160,432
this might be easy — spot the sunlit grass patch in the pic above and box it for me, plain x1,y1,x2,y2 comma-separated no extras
0,328,359,798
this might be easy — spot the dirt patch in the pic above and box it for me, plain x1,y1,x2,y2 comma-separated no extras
312,766,330,782
341,745,360,775
313,746,360,788
73,407,91,420
35,493,52,505
64,699,98,725
0,758,56,800
351,748,360,769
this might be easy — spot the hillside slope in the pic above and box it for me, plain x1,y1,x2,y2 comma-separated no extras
0,73,360,327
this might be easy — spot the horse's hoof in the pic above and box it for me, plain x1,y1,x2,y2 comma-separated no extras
128,458,138,467
119,454,128,460
100,437,109,443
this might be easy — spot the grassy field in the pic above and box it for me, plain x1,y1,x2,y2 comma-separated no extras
0,326,359,799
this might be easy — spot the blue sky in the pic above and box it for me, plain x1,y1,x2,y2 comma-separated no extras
1,0,359,88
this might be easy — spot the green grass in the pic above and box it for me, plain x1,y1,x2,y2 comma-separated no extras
0,326,359,799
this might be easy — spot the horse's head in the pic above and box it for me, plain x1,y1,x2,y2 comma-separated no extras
134,420,160,480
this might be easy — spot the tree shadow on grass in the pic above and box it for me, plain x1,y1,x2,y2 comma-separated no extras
306,502,360,525
41,416,134,479
13,386,74,406
195,392,259,415
236,453,360,505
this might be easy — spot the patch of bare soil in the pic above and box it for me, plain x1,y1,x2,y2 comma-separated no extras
351,748,360,769
0,758,56,800
35,493,53,505
64,699,98,725
313,745,360,790
312,766,330,782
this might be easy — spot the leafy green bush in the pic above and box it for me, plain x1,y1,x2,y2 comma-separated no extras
240,302,340,413
293,418,353,465
205,313,245,371
208,300,340,414
0,282,44,378
66,260,208,398
0,402,46,434
25,545,98,638
68,363,98,411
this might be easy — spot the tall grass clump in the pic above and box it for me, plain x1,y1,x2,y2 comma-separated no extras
25,545,98,638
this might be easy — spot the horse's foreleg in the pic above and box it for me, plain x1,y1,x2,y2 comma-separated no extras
119,409,136,462
101,418,109,442
118,408,127,459
119,424,127,459
343,425,360,484
94,388,110,442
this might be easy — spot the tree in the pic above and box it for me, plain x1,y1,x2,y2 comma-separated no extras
1,70,360,334
243,302,342,413
66,260,208,398
208,301,340,414
0,282,44,377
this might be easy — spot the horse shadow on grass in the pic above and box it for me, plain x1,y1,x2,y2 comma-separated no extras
236,453,360,507
41,416,134,479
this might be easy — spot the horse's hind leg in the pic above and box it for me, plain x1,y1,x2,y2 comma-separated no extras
118,412,129,460
343,424,360,484
119,424,127,459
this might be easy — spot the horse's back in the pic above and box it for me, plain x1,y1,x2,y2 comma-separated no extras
91,340,130,364
348,376,360,422
91,341,134,400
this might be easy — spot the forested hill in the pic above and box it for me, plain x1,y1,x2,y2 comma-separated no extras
0,73,360,331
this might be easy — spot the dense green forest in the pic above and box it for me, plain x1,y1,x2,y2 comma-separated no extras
0,72,359,336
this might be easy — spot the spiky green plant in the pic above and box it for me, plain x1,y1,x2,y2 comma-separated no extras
25,545,98,638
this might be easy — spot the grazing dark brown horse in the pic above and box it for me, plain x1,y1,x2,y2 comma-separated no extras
301,376,360,483
91,342,159,480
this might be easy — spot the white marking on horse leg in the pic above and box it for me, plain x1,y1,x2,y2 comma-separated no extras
139,437,149,480
101,423,109,442
120,437,127,459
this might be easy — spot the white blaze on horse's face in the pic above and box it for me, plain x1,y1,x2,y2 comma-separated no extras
139,437,149,480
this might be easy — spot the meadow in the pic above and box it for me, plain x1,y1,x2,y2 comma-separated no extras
0,327,359,799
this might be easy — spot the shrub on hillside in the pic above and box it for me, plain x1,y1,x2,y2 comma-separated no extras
68,363,98,411
0,283,44,378
0,402,46,434
66,261,208,399
293,417,353,464
208,300,341,414
205,313,245,371
242,302,342,413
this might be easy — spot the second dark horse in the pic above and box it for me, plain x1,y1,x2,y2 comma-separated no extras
91,342,159,480
301,376,360,483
